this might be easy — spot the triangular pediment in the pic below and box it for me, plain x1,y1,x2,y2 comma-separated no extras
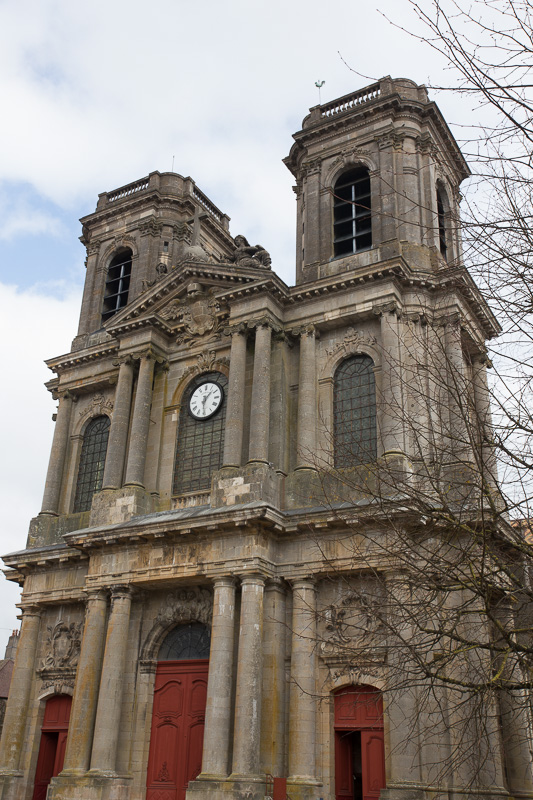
104,258,273,342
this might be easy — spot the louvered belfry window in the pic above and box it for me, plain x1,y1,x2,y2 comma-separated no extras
334,355,377,467
102,249,132,323
73,415,110,512
173,372,228,495
333,167,372,257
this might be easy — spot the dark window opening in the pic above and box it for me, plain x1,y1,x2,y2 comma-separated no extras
102,250,132,323
73,415,110,512
333,168,372,257
173,372,228,495
159,622,211,661
437,189,448,261
334,355,377,467
163,241,169,252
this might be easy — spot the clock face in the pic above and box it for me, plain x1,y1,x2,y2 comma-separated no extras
189,381,223,420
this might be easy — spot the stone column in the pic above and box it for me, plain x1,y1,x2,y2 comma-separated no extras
0,605,41,771
124,352,156,487
288,579,317,783
102,357,135,489
376,304,405,455
261,579,286,776
200,578,237,778
61,590,108,774
248,324,272,464
231,574,265,778
383,572,421,785
223,327,247,468
444,316,470,458
296,327,317,470
90,586,133,774
40,391,76,515
472,355,499,492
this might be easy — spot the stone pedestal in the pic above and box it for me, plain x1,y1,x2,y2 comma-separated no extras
89,485,154,527
211,462,279,507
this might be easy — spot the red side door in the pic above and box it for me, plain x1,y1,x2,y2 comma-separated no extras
32,695,72,800
361,730,385,800
146,660,208,800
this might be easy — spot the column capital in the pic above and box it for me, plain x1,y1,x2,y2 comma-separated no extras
237,572,266,588
19,604,42,618
224,322,248,337
109,584,135,605
372,300,401,318
84,588,109,603
265,577,287,593
131,347,168,366
112,354,136,368
212,575,237,589
52,388,78,403
249,315,280,335
290,577,316,592
291,323,319,340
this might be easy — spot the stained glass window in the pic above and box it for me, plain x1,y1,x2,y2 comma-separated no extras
73,415,110,512
334,355,377,467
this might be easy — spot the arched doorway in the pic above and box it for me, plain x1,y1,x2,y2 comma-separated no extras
32,694,72,800
146,622,211,800
334,685,385,800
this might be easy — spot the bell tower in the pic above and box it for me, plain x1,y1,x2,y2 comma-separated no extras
284,76,469,284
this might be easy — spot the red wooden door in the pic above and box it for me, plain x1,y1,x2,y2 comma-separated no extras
32,695,72,800
361,731,385,800
334,687,385,800
146,660,208,800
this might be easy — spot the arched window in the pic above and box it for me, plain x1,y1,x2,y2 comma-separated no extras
334,355,377,467
333,167,372,257
73,416,110,512
159,623,211,661
102,249,132,323
436,186,448,261
173,372,228,495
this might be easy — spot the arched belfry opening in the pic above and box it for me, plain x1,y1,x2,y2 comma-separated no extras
333,167,372,257
146,623,211,800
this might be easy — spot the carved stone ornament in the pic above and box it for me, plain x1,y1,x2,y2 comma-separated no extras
330,147,370,172
229,235,271,270
324,328,377,358
156,587,213,627
79,394,114,420
39,677,75,696
320,590,384,657
160,284,226,345
181,350,230,382
41,621,82,670
141,262,169,291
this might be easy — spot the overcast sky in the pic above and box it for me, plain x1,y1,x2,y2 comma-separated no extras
0,0,470,653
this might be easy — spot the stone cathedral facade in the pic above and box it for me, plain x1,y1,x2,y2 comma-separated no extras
0,77,530,800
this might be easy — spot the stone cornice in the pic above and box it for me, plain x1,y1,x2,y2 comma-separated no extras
46,342,119,375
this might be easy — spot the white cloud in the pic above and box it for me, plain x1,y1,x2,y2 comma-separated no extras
0,281,81,653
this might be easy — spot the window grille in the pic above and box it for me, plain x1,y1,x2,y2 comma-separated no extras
333,168,372,257
437,189,448,260
173,372,228,495
334,355,377,467
159,623,211,661
102,250,132,323
73,415,110,512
